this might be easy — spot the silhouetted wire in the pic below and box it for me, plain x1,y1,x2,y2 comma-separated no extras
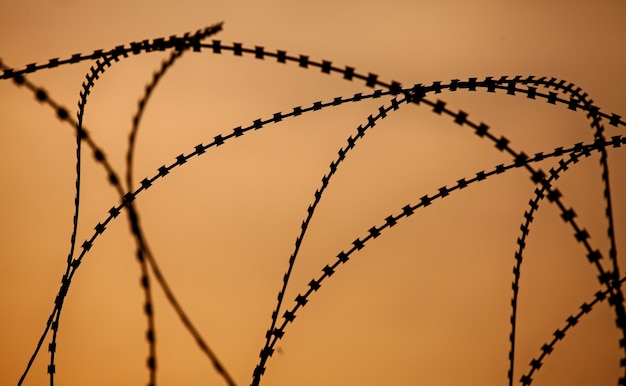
3,33,624,386
483,79,617,386
509,137,620,386
46,26,227,386
259,93,408,369
477,78,619,289
0,23,223,81
117,26,227,386
11,84,403,385
52,70,624,386
12,73,620,386
46,51,152,386
0,57,140,386
184,40,625,384
421,78,626,385
251,136,624,386
47,53,131,386
125,33,238,386
202,44,625,381
521,273,626,385
185,43,626,379
0,57,163,386
381,77,626,386
395,77,625,385
399,82,626,386
127,47,185,189
6,24,226,386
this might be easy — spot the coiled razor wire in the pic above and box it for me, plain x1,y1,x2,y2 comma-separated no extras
1,23,624,386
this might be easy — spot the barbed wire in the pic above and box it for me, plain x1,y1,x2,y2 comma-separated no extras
252,136,625,386
1,24,623,386
5,24,232,386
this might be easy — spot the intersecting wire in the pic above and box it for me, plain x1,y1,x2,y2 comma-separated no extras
180,42,624,384
2,37,624,386
2,24,234,386
520,267,626,385
46,42,93,386
124,35,238,386
494,79,610,385
513,137,620,385
446,79,620,385
400,77,622,385
423,79,623,386
13,77,620,386
4,44,400,385
243,76,622,385
0,57,120,386
4,68,402,384
259,94,410,368
51,25,230,386
253,100,619,384
252,134,624,386
0,57,128,386
147,41,624,385
193,45,624,386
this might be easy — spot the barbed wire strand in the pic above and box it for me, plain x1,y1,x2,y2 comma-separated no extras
483,79,617,386
259,92,406,367
393,77,622,385
1,25,235,386
410,78,625,385
251,135,624,385
48,52,134,386
13,73,620,386
509,135,619,385
521,273,626,385
13,85,401,385
154,43,626,384
124,29,238,386
6,47,410,382
47,26,228,386
15,77,618,385
188,42,626,383
3,38,624,385
10,24,226,386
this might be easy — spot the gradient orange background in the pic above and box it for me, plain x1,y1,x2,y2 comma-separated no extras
1,1,625,385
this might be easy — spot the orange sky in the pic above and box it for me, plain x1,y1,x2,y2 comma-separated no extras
1,2,625,385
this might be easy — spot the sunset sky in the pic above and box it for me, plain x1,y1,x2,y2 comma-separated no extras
1,1,625,385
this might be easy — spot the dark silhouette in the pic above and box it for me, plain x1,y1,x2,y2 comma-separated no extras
2,23,624,386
